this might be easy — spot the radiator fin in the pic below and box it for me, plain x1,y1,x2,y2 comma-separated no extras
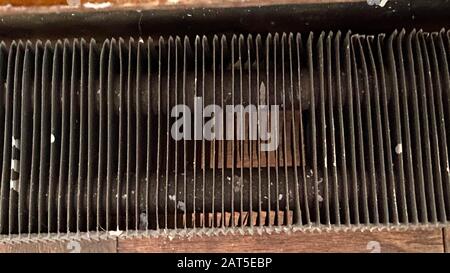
0,30,449,240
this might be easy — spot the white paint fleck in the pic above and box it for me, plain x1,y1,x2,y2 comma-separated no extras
83,2,111,9
317,194,323,202
67,0,80,6
10,180,18,192
278,194,283,201
177,201,185,212
169,194,176,201
367,240,381,253
51,134,56,144
367,0,388,7
186,13,192,17
11,159,19,173
139,213,147,230
67,241,81,253
226,176,231,181
139,38,144,44
395,144,402,154
234,178,241,192
12,137,20,149
108,229,123,236
378,0,388,7
259,82,266,104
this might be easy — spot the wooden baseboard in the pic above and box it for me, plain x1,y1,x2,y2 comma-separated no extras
116,229,444,253
0,228,445,253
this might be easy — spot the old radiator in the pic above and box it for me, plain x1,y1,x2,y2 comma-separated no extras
0,1,449,242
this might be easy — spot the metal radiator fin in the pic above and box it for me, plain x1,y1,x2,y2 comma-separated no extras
0,29,449,240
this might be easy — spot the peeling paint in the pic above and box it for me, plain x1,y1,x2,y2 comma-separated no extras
177,201,186,212
67,0,80,7
317,194,323,202
12,137,20,149
378,0,389,7
395,143,402,155
11,159,19,173
108,229,122,236
10,180,18,192
83,2,112,10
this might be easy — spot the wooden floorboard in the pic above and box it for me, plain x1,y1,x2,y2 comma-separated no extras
0,228,445,252
117,229,444,253
0,0,363,14
0,239,117,253
444,228,449,253
0,0,361,7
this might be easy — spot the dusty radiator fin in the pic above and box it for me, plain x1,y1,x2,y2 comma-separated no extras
0,29,449,239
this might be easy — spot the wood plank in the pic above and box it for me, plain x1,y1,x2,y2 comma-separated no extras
0,0,362,8
444,228,449,253
0,0,364,15
0,239,117,253
118,229,444,253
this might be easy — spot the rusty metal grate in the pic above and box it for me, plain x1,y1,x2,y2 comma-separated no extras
0,29,450,240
